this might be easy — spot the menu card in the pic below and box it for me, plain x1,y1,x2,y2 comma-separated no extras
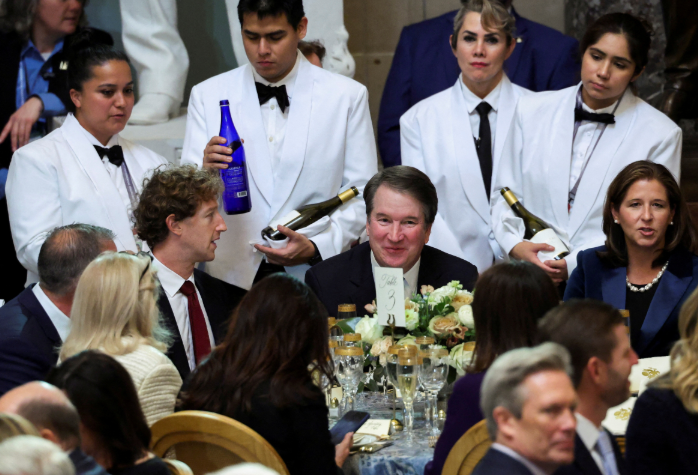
356,419,392,438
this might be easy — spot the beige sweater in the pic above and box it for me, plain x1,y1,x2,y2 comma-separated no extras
112,345,182,427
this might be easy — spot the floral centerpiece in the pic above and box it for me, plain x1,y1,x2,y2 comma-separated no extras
342,281,476,389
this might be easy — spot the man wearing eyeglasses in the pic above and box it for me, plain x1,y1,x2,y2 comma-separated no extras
134,166,247,379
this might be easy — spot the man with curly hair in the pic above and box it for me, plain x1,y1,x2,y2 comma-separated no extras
134,166,246,379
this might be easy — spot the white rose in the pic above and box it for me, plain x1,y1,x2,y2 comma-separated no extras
449,343,474,376
457,305,475,329
396,335,417,346
355,316,384,345
427,285,458,307
370,336,394,357
405,309,419,331
451,290,474,311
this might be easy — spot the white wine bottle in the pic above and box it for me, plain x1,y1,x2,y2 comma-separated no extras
262,187,360,241
500,187,570,261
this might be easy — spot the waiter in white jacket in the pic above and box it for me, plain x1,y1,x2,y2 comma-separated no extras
7,35,167,287
491,13,681,284
181,0,377,290
401,0,529,273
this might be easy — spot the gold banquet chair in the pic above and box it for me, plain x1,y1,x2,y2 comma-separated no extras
163,459,194,475
441,420,492,475
150,410,289,475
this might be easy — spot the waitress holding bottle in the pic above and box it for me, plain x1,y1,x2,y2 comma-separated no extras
491,13,681,285
6,30,167,287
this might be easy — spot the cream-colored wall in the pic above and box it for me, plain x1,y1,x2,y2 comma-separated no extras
345,0,565,136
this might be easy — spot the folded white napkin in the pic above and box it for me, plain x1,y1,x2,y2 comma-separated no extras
630,356,671,394
602,396,637,436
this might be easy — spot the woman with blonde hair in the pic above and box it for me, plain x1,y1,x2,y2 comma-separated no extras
60,252,181,426
625,286,698,473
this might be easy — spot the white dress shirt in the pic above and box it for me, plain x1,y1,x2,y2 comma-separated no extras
152,257,214,371
252,50,301,175
491,443,548,475
569,99,619,193
32,284,70,341
78,125,133,217
575,413,608,474
370,251,421,299
458,74,503,155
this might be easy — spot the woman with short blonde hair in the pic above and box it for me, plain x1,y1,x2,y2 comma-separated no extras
60,252,181,426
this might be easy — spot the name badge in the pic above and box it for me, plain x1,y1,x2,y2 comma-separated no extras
374,267,406,327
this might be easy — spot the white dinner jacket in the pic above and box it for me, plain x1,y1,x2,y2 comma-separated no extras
6,113,167,285
401,75,530,273
491,84,682,274
181,55,378,289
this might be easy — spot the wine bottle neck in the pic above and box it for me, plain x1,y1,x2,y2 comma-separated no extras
338,187,359,204
502,189,519,207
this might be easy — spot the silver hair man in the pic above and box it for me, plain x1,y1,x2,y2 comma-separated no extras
0,436,75,475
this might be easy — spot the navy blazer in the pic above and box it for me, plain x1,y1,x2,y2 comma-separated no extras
0,286,61,396
564,245,698,358
377,8,580,168
157,268,246,380
304,241,478,317
472,448,535,475
554,431,626,475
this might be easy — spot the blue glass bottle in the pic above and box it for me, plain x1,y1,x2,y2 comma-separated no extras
219,100,252,215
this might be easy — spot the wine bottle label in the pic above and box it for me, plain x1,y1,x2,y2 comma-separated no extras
530,229,570,261
267,210,301,230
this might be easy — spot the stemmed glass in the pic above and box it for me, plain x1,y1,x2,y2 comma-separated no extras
396,348,420,445
419,348,449,435
333,346,364,416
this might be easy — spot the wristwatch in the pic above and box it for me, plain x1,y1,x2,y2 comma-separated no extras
308,241,323,266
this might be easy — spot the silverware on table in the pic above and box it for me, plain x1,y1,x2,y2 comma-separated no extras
359,441,394,453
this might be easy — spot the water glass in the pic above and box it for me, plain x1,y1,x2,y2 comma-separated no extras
333,346,364,416
419,348,449,434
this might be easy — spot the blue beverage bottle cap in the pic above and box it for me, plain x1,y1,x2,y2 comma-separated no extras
220,100,229,106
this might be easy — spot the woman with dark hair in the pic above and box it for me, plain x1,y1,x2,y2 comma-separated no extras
180,273,353,475
565,161,698,357
492,13,681,288
0,0,111,300
47,350,169,475
6,29,167,287
424,261,559,475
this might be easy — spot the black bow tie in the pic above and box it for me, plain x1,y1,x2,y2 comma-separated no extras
574,107,615,125
94,145,124,167
255,82,290,113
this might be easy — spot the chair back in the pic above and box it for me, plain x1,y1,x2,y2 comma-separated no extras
441,419,491,475
150,410,289,475
163,459,194,475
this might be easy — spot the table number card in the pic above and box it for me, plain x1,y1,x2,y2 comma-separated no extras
374,267,406,327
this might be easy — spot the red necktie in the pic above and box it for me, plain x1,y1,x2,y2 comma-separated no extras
180,281,211,364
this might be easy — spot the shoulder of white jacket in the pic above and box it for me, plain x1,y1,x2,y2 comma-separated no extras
403,87,453,121
11,127,65,160
629,95,682,136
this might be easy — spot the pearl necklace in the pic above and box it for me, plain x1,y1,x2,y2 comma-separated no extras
626,261,669,292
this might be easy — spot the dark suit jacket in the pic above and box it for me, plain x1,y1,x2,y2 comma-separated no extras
564,245,698,358
554,431,626,475
377,8,580,168
0,286,60,396
626,387,698,475
304,241,478,317
157,269,246,379
472,448,535,475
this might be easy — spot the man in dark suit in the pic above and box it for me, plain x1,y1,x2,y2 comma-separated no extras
0,382,107,475
305,166,478,317
539,300,636,475
134,166,246,380
0,224,116,397
377,0,580,168
475,343,578,475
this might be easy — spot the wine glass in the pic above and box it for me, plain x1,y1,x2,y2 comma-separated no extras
333,346,364,416
397,348,420,445
415,337,435,415
386,345,417,427
419,348,449,435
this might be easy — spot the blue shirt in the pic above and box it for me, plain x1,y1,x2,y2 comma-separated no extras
15,39,66,120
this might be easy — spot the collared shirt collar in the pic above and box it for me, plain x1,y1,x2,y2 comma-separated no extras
21,38,64,61
491,443,548,475
32,283,71,341
369,250,421,297
151,256,195,298
578,85,618,114
252,49,302,103
575,413,601,453
459,73,503,114
75,115,119,148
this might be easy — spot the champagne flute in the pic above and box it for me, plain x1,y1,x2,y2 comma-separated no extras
415,337,435,419
397,348,419,445
419,348,449,435
386,345,417,429
333,346,364,416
